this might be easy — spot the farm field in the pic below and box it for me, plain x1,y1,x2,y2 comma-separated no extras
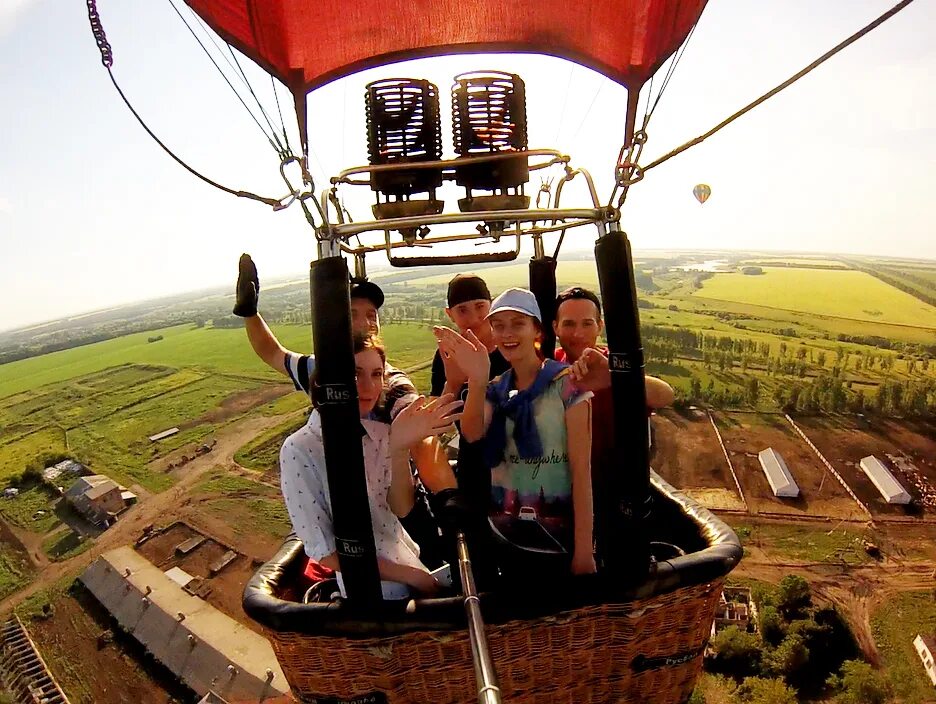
0,321,439,400
793,415,936,518
650,408,745,511
870,590,936,704
693,267,936,328
716,412,865,520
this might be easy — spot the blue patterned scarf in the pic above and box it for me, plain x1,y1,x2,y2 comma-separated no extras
483,359,567,468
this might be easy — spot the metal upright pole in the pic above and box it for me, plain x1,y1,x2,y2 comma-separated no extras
310,240,382,607
456,532,502,704
593,225,652,582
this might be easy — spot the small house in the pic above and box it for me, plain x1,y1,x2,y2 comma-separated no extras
859,455,911,505
711,586,758,637
914,634,936,687
758,448,800,498
65,475,133,527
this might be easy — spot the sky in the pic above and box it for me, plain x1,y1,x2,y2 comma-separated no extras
0,0,934,332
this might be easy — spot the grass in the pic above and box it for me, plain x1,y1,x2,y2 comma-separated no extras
870,590,936,704
195,469,291,538
727,520,873,565
196,471,267,494
203,497,292,539
0,427,66,483
0,544,33,601
693,268,936,328
234,415,307,472
42,529,93,561
0,483,63,533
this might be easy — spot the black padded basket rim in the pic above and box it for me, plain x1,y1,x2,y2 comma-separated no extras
242,471,742,638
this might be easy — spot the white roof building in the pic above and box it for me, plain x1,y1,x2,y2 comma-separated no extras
757,448,800,498
914,634,936,687
859,455,911,505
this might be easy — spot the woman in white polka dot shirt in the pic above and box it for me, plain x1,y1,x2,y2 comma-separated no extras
280,333,462,598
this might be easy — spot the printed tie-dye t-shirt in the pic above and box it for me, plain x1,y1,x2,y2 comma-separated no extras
487,373,591,554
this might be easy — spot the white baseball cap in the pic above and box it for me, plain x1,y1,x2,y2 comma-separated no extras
486,288,542,323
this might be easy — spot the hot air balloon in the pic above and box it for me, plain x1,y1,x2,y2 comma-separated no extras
693,184,712,204
84,0,914,700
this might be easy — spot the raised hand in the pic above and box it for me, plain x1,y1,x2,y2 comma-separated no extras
233,253,259,317
569,347,611,392
390,394,463,453
434,327,490,385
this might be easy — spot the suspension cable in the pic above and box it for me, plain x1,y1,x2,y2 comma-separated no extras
646,22,698,121
165,0,286,157
641,0,916,175
85,0,290,210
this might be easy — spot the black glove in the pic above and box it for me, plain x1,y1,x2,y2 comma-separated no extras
233,253,259,317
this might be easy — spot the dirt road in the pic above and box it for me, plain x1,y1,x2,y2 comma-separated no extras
736,548,936,665
0,412,294,614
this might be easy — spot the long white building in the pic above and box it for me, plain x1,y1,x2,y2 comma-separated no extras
859,455,911,505
757,448,800,498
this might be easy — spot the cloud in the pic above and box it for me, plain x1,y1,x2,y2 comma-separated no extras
0,197,10,214
0,0,39,39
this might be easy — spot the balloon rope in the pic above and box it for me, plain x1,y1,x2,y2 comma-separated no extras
85,0,298,211
641,0,917,175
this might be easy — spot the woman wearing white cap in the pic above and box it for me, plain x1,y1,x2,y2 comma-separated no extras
436,288,597,576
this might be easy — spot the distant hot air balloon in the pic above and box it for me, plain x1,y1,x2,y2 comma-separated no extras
693,183,711,204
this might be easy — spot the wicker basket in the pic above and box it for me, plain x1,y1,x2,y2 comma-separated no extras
244,472,741,704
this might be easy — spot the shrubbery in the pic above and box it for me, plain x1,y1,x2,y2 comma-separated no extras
707,577,863,701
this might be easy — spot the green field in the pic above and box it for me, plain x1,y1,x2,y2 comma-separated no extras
0,322,438,400
694,267,936,328
870,590,936,704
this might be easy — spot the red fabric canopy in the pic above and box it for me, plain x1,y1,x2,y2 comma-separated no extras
186,0,705,93
185,0,707,149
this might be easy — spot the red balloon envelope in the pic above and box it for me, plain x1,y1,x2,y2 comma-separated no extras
184,0,707,152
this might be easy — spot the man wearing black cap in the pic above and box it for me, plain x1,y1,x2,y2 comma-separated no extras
233,253,419,423
430,273,510,398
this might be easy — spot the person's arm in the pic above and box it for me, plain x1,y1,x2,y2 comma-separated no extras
280,428,335,562
317,553,439,593
435,327,489,442
569,348,674,409
645,376,675,410
245,313,291,374
409,437,457,492
388,446,416,517
566,398,597,575
390,394,463,505
234,253,305,380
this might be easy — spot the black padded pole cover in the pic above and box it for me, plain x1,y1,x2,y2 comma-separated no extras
594,230,651,582
309,256,382,607
529,256,557,359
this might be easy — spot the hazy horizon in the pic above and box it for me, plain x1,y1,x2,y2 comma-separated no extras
1,245,932,335
2,1,934,331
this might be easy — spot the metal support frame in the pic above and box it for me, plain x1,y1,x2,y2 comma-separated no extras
319,150,610,269
594,225,652,583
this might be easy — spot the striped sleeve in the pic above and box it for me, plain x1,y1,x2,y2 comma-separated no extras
382,364,419,421
284,352,315,394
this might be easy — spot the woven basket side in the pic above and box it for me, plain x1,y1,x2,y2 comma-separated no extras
272,578,723,704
